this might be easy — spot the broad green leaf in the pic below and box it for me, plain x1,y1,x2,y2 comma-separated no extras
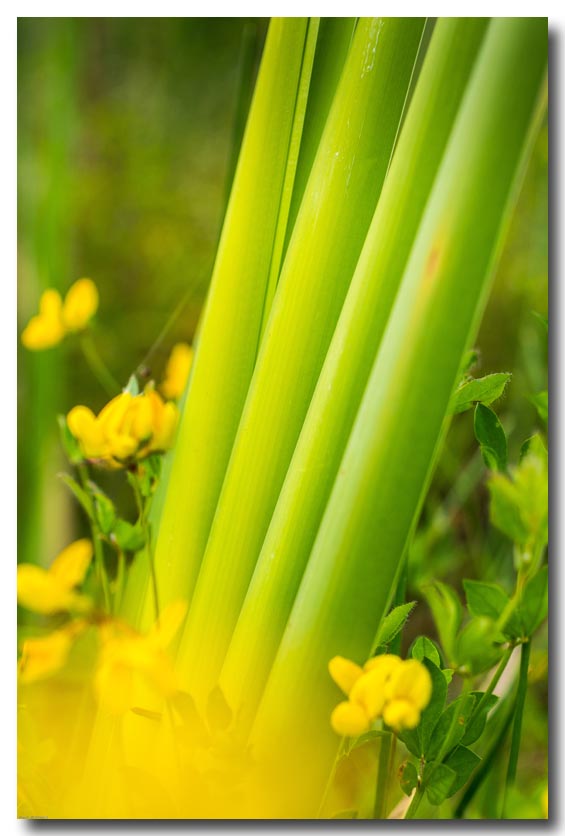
250,20,547,813
530,390,548,424
58,472,93,519
444,745,481,796
399,761,419,796
474,403,507,471
425,694,476,760
517,566,548,636
463,579,521,638
373,601,416,651
455,616,504,675
461,692,498,746
179,16,427,703
450,372,511,415
123,19,319,630
410,636,442,668
424,762,456,805
412,658,448,757
421,581,462,663
520,433,547,462
221,16,486,731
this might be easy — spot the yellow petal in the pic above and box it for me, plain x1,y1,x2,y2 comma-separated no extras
330,701,370,737
160,343,193,401
50,539,93,589
350,669,388,719
67,406,108,459
62,278,99,331
150,400,178,452
18,629,74,684
328,656,364,696
21,289,65,350
382,698,421,732
363,654,403,676
384,659,432,711
130,395,153,442
17,565,74,614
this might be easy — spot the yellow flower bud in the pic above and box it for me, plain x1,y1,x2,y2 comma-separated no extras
384,659,432,711
62,278,99,332
382,698,421,731
363,653,403,676
328,655,364,696
67,405,109,459
330,701,370,737
146,390,178,452
21,289,66,350
161,342,193,401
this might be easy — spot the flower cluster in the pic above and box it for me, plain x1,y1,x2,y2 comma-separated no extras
67,386,178,467
21,278,98,350
329,653,432,736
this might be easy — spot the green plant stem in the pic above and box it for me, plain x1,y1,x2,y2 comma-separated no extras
405,783,425,819
131,474,159,620
79,331,121,396
478,645,514,710
374,731,393,819
77,462,111,611
502,639,530,817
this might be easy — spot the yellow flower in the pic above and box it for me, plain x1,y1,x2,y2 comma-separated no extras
160,342,193,401
382,659,432,732
18,621,86,684
329,653,432,737
21,278,99,351
61,278,99,331
67,388,178,467
95,601,187,715
17,539,93,615
21,289,66,350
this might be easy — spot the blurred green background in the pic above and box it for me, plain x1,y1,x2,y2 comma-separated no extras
17,18,547,819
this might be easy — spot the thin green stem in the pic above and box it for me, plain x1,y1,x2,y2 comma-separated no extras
77,461,111,611
405,783,425,819
502,639,530,817
477,645,514,710
131,472,160,620
374,731,393,818
79,331,121,397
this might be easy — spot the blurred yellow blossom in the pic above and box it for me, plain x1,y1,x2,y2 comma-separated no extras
18,621,87,684
21,289,66,350
61,278,99,331
17,539,93,615
95,601,187,714
67,387,178,467
329,653,432,737
160,342,193,401
21,278,99,351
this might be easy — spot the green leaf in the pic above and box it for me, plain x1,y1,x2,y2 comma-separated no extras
460,692,498,746
519,433,547,463
474,403,507,471
57,414,83,464
531,310,548,331
425,694,476,760
444,745,481,796
455,616,504,675
517,566,548,636
463,579,521,638
530,391,548,424
424,762,456,805
399,760,419,796
58,472,94,519
373,601,416,650
89,483,117,536
417,658,449,753
331,810,358,819
450,372,511,415
410,636,442,668
421,581,462,663
112,520,146,553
